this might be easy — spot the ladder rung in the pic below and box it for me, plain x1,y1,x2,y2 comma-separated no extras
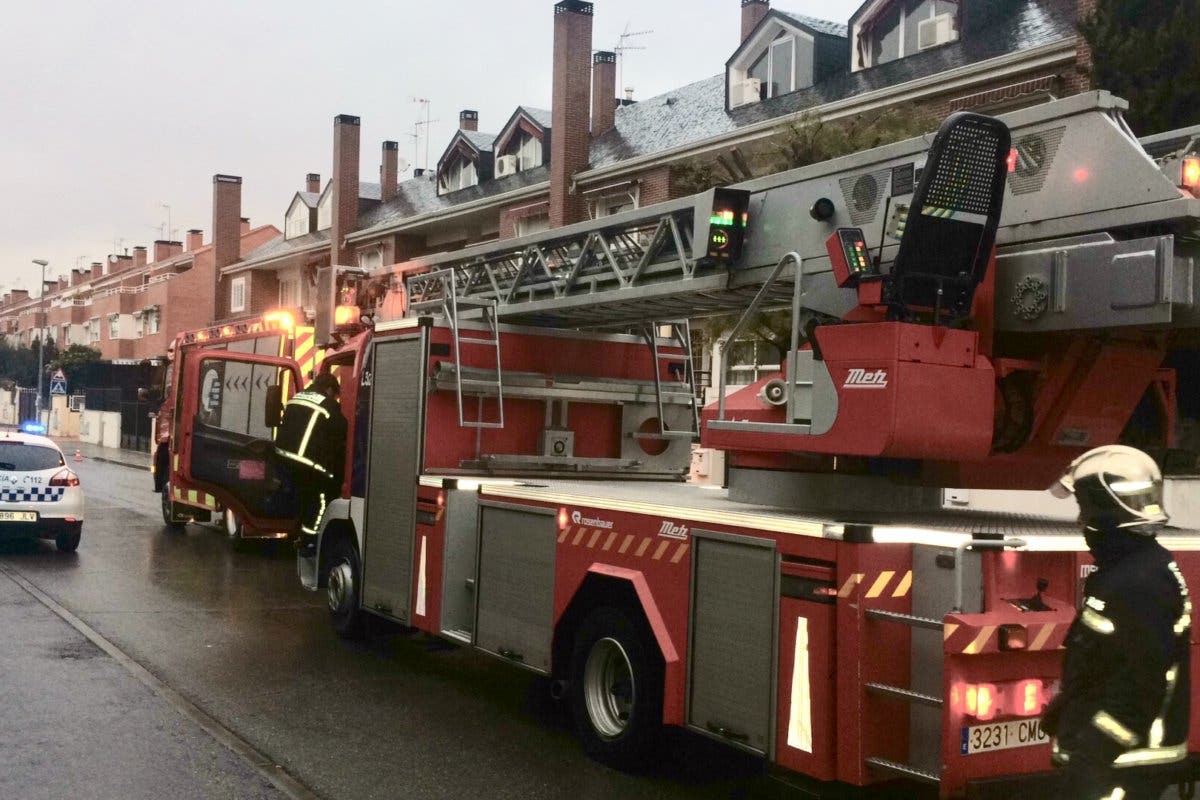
865,682,943,707
865,757,940,785
458,339,499,346
865,608,943,631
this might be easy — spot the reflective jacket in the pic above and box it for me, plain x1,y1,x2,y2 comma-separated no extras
274,390,348,487
1046,535,1191,771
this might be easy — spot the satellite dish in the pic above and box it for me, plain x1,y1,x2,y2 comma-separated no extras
397,158,411,175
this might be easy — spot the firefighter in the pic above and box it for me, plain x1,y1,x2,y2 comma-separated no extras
1043,445,1191,800
274,371,348,554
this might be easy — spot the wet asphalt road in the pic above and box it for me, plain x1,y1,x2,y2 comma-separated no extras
0,458,794,800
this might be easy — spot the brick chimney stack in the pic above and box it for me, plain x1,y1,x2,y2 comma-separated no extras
71,270,85,287
11,290,29,302
549,0,594,228
460,110,479,132
90,262,103,281
742,0,769,41
213,174,242,322
331,114,361,266
240,217,251,235
592,51,617,136
186,229,203,251
132,246,148,271
381,140,399,202
57,277,68,292
306,173,321,194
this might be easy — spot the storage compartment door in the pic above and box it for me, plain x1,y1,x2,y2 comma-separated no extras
361,336,425,622
688,531,778,755
474,502,557,673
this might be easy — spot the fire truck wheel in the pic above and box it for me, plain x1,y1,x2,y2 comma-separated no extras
570,607,664,768
161,483,187,531
223,509,243,540
326,536,366,640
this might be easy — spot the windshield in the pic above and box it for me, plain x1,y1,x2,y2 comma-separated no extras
0,443,65,472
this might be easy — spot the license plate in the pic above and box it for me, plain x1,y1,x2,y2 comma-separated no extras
961,718,1049,755
0,511,37,522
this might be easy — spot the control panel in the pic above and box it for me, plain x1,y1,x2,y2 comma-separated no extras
825,228,878,288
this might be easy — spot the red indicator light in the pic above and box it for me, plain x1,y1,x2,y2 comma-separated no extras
855,241,865,248
1073,167,1089,183
1014,679,1044,716
1183,156,1200,191
436,491,445,508
1007,148,1019,173
558,507,569,530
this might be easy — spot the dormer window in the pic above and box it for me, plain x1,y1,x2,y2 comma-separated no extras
439,157,478,194
727,12,846,110
284,193,318,239
851,0,959,71
494,107,551,178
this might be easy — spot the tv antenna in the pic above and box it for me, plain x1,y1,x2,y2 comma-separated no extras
411,98,440,172
614,22,652,99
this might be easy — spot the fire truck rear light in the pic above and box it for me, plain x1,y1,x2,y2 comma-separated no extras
1183,156,1200,192
962,682,998,721
999,623,1027,650
1013,679,1045,716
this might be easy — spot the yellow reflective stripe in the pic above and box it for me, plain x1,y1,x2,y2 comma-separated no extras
1093,711,1139,748
187,489,199,504
1101,789,1126,800
296,411,322,460
1080,607,1115,635
1085,595,1106,612
1112,740,1187,767
274,448,327,474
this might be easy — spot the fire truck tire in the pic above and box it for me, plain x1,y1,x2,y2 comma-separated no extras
569,607,664,769
161,483,188,531
223,509,243,540
326,536,366,640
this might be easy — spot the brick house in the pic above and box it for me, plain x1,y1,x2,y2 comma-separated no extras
0,174,278,363
220,0,1088,338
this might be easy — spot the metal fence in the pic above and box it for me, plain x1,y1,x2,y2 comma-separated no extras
120,401,155,452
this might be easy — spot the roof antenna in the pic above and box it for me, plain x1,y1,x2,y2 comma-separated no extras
614,21,652,101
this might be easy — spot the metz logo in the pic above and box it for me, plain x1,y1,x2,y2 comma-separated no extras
658,521,689,540
843,368,889,389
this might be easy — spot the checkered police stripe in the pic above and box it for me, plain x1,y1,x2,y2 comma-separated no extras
0,487,65,503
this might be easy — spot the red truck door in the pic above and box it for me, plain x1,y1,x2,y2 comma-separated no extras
178,351,303,532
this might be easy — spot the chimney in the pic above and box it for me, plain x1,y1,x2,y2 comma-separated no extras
71,270,85,287
381,140,399,202
549,0,594,228
460,110,479,132
109,254,132,274
58,277,68,292
592,51,617,136
240,217,251,235
413,168,426,178
133,246,148,270
331,114,361,266
90,262,103,280
186,229,203,251
154,240,183,262
306,172,321,194
213,176,242,271
742,0,770,42
11,290,28,303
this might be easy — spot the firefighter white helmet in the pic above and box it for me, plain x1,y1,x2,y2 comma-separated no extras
1051,445,1168,534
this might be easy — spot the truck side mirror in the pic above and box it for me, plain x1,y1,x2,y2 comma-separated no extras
264,385,284,429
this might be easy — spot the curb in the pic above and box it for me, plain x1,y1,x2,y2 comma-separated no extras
87,455,150,472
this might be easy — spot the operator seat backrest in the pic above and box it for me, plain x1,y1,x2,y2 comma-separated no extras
889,112,1011,321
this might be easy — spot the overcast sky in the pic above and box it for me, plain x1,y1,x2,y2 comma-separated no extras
0,0,863,294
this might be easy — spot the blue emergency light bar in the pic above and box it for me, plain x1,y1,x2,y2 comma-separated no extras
20,421,47,435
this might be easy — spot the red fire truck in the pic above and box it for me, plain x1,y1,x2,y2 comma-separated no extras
148,309,320,538
165,93,1200,796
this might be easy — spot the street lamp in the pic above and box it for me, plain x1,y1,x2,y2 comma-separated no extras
31,259,48,424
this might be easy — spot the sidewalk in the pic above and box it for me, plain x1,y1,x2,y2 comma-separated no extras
53,438,151,471
0,568,284,800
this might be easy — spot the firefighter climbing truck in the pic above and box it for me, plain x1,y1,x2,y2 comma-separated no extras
168,92,1200,796
150,309,320,538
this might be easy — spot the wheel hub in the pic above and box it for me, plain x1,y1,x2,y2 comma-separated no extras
328,560,354,614
583,637,635,740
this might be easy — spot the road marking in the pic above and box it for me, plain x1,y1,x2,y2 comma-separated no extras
0,564,321,800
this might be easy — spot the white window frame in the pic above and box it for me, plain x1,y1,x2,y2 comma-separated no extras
588,185,641,219
515,213,550,239
357,248,383,272
230,276,247,314
511,133,542,172
439,157,479,194
135,313,145,338
285,199,312,239
107,314,120,340
146,308,161,335
278,276,302,309
723,338,783,386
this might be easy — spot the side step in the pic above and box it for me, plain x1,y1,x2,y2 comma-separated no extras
865,757,940,786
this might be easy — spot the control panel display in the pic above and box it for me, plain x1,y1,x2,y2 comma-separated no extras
826,227,878,287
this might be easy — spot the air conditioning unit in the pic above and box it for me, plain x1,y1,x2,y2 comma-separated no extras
496,155,519,178
918,13,955,50
730,77,762,109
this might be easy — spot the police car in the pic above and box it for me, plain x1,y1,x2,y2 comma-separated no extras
0,432,83,552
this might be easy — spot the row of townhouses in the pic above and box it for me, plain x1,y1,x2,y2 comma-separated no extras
2,0,1089,378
